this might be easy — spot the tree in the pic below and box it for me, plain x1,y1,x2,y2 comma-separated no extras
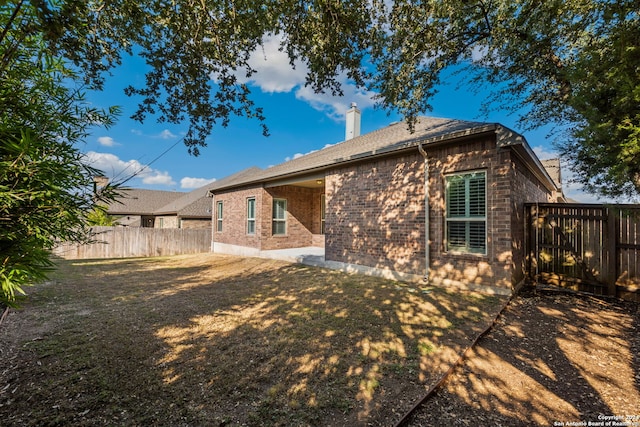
86,206,118,227
2,0,637,306
368,0,639,199
22,0,638,199
1,1,118,306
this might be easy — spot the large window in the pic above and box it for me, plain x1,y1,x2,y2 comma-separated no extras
247,197,256,234
272,199,287,235
216,201,223,232
445,171,486,254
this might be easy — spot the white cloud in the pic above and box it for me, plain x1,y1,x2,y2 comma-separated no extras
236,34,377,120
180,177,217,189
284,143,337,163
295,83,376,121
84,151,176,187
532,145,559,161
141,171,175,186
97,136,117,147
158,129,177,139
242,36,308,93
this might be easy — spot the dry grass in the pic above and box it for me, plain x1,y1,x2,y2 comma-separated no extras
0,253,506,426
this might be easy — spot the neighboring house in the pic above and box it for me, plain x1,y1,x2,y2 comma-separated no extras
152,184,214,229
208,106,563,294
106,187,212,229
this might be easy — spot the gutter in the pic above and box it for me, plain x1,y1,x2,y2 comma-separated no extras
495,125,559,194
417,141,430,283
210,124,499,194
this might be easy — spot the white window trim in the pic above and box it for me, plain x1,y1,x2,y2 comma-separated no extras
216,201,223,232
445,170,487,255
320,194,326,235
247,197,256,235
272,198,287,236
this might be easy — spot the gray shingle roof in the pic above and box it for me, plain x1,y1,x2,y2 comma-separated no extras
210,117,497,192
154,184,214,218
106,189,185,215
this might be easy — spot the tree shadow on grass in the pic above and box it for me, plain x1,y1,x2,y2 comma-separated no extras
0,254,506,426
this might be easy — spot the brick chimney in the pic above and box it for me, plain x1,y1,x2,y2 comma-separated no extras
345,102,361,141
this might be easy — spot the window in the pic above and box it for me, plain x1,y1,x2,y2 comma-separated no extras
272,199,287,235
216,201,223,232
247,197,256,234
320,194,326,234
158,218,164,229
445,171,486,254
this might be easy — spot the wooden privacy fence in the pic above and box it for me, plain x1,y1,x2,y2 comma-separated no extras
526,203,640,301
53,227,211,259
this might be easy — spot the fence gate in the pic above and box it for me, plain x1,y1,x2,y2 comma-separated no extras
526,203,640,301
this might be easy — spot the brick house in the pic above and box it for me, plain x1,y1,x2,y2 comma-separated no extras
106,185,212,229
208,107,562,294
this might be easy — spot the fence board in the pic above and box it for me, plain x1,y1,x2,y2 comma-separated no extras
53,227,211,259
526,203,640,301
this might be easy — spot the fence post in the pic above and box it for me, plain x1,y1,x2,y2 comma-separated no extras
605,206,618,296
524,204,534,282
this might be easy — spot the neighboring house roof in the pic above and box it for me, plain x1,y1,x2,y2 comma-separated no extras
107,186,216,219
154,184,214,218
209,116,559,193
107,189,184,215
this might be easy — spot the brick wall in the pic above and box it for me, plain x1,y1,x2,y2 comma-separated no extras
325,135,552,291
509,153,554,285
325,154,426,274
424,136,511,288
153,215,179,229
212,186,262,250
261,185,323,250
211,134,553,292
180,218,211,230
213,184,323,251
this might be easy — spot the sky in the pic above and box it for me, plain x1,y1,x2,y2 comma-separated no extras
81,37,617,203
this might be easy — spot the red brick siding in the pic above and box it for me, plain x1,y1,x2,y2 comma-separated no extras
180,218,211,230
325,155,426,274
213,184,323,251
153,215,178,229
261,186,323,250
212,134,553,292
324,135,552,290
509,152,555,285
212,186,262,250
421,136,515,288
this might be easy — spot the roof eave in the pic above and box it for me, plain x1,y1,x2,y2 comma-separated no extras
210,123,500,193
496,125,559,194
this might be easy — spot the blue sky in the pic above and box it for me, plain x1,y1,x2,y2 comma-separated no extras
82,37,609,203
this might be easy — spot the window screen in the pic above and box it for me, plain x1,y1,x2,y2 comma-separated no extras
445,171,486,254
247,198,256,234
216,201,223,232
272,199,287,235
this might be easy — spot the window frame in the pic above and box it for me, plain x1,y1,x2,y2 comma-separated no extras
247,197,256,235
272,198,287,236
445,170,487,255
216,201,223,232
320,194,326,234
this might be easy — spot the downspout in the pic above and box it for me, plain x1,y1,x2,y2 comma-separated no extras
207,190,215,253
417,142,430,283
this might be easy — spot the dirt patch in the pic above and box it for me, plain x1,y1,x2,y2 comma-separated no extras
0,254,505,426
407,289,640,426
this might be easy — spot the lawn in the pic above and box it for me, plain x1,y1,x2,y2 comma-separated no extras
0,253,506,426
